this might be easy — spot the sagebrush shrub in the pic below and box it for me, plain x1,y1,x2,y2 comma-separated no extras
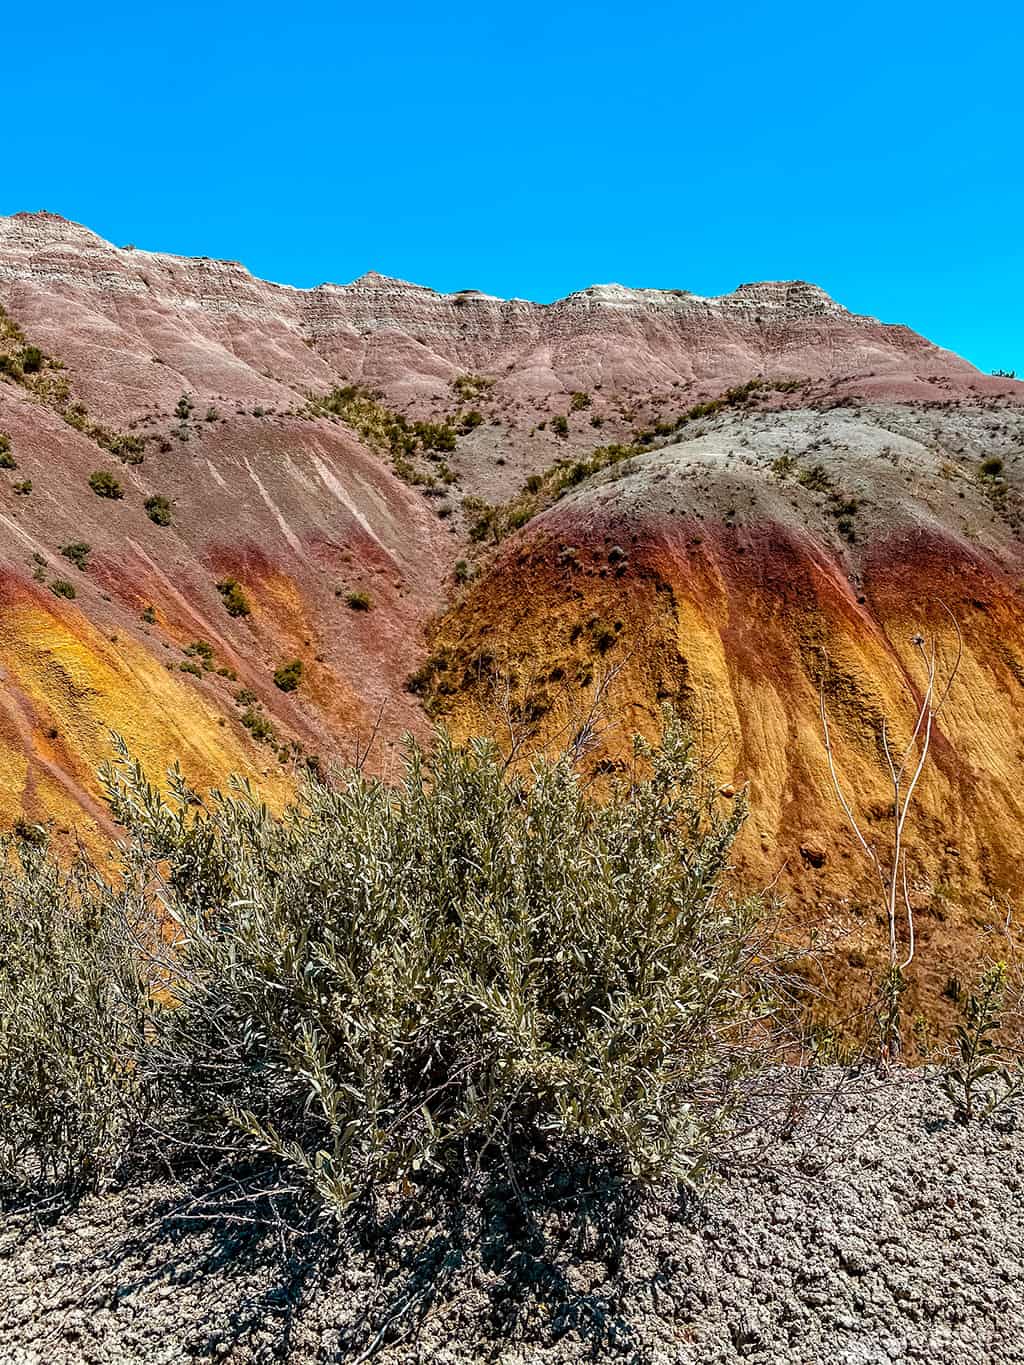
89,469,124,499
144,494,173,526
0,838,147,1192
273,658,303,691
60,541,91,570
94,721,776,1219
239,705,276,742
216,577,251,617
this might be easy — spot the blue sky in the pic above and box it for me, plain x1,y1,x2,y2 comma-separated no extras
4,1,1021,374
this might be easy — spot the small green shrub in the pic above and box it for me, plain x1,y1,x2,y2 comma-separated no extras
570,391,591,411
551,415,569,437
20,346,43,375
179,661,203,677
240,706,276,742
942,962,1024,1120
413,419,457,453
0,433,16,470
451,374,493,400
588,616,620,654
796,463,833,494
216,578,251,617
13,480,32,496
49,579,76,600
60,542,91,571
836,515,857,543
63,402,89,434
106,433,146,464
144,495,173,526
11,818,47,848
980,456,1005,479
345,590,371,612
273,659,304,692
89,470,124,500
140,605,157,625
184,640,215,670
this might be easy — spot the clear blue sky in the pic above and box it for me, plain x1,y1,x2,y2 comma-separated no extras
4,1,1021,374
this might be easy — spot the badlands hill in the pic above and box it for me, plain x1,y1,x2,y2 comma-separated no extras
1,209,1022,1018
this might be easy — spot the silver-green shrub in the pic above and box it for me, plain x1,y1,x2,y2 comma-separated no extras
0,836,147,1193
96,721,778,1220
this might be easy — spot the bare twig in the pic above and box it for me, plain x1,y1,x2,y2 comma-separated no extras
819,605,962,1059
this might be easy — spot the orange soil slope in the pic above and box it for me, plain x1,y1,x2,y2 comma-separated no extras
418,405,1024,1018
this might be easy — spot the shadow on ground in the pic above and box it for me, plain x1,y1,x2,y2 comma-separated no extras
7,1151,697,1362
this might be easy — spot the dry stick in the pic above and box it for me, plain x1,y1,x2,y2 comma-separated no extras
564,654,630,767
353,696,388,774
819,606,962,1060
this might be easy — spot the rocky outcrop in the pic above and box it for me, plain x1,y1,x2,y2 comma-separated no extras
0,212,992,419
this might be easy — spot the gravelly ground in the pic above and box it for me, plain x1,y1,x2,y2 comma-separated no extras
1,1070,1021,1365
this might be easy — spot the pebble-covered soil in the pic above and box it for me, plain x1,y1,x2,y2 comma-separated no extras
1,1070,1020,1365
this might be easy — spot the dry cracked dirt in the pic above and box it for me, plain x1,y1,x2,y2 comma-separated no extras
1,1072,1021,1365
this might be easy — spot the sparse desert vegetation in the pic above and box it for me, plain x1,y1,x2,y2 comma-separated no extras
144,493,173,525
88,469,124,499
215,577,251,617
59,541,91,570
273,657,303,691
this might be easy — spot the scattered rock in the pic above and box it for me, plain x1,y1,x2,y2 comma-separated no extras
799,835,828,868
